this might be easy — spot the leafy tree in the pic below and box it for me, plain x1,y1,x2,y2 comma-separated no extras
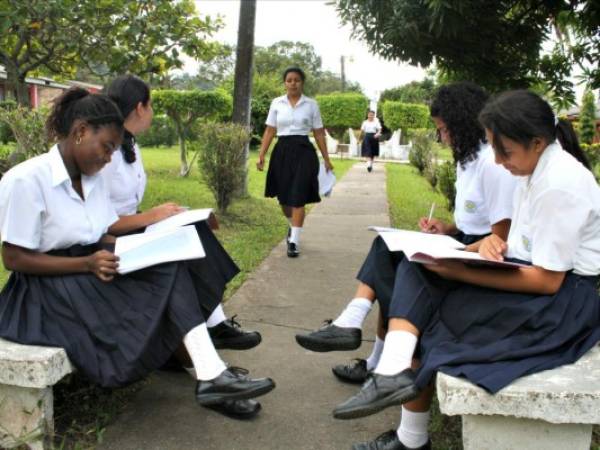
579,89,597,145
335,0,600,104
152,89,232,176
170,48,235,91
379,79,437,106
0,0,223,104
254,41,322,77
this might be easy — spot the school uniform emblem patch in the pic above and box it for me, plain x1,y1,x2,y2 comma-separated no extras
522,235,532,252
464,200,477,213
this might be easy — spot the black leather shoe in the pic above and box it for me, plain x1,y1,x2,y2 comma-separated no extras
195,367,275,406
287,241,300,257
367,166,372,173
286,226,291,243
352,430,431,450
333,369,418,419
209,315,262,350
204,398,261,420
296,320,362,352
332,359,371,384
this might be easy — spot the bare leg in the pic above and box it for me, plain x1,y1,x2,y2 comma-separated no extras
405,359,433,412
356,281,376,303
281,204,292,220
291,206,305,227
376,309,387,340
388,317,419,337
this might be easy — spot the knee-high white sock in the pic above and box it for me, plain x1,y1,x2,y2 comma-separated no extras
366,335,385,370
183,323,227,381
332,297,373,329
206,304,227,328
290,226,302,245
374,330,417,376
397,406,430,448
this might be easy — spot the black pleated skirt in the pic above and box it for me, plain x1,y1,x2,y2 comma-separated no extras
361,133,379,157
416,272,600,393
265,135,320,207
0,222,239,388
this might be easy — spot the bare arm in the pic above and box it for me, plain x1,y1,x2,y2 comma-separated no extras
108,202,185,235
313,127,334,172
426,260,565,295
2,243,119,282
256,126,276,171
465,219,511,252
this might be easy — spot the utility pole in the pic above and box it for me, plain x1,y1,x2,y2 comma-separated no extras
340,55,346,92
232,0,257,196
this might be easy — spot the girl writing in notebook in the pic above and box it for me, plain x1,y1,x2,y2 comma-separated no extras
296,83,516,387
0,89,275,416
337,90,600,450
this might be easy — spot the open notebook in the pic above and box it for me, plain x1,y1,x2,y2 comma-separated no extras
115,225,205,274
369,227,527,269
145,208,213,233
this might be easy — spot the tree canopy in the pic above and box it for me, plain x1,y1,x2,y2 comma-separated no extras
335,0,599,104
0,0,224,104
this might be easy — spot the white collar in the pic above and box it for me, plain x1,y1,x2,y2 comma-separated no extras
278,94,307,107
48,144,100,198
528,141,561,188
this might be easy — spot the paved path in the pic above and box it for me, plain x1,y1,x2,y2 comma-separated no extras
99,162,398,450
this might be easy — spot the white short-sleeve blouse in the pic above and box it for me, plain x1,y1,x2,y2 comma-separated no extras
100,144,147,216
361,119,381,134
506,142,600,276
0,145,118,252
265,94,324,136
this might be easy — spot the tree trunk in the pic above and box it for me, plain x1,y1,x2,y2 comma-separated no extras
4,65,30,106
232,0,256,196
178,126,189,176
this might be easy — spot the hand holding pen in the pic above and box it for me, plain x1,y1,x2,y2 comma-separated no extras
418,202,447,234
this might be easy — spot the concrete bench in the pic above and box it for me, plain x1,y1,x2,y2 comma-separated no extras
0,338,73,450
437,343,600,450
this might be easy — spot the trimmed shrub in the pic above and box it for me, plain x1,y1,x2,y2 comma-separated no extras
408,129,437,175
382,102,430,132
0,105,48,172
192,123,251,213
579,89,597,145
436,160,457,211
316,92,368,139
136,115,178,147
0,101,16,144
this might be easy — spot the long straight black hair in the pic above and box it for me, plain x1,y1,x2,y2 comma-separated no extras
106,75,150,164
479,90,590,169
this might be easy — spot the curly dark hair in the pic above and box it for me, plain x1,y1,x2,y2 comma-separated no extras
430,82,489,168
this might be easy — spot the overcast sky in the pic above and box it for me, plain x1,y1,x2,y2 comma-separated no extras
191,0,427,101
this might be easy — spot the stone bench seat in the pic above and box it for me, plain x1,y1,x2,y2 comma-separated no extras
0,338,73,450
436,343,600,450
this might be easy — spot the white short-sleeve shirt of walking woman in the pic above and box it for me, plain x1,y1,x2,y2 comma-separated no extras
100,144,147,216
506,141,600,276
0,145,118,252
361,119,381,134
265,94,323,136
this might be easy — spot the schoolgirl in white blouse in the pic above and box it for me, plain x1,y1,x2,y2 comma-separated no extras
257,67,334,257
360,110,382,172
0,88,274,414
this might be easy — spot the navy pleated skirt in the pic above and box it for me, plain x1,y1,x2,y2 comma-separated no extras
0,222,239,388
383,255,600,393
265,135,320,207
361,133,379,157
357,232,486,321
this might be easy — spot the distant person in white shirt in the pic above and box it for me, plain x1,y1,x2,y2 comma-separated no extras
103,75,264,419
360,110,381,172
0,88,275,417
336,90,600,450
257,67,334,258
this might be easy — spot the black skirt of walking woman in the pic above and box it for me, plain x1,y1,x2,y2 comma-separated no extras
265,135,320,207
361,133,380,157
0,222,239,388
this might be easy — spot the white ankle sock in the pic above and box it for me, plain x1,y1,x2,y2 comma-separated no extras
366,335,385,370
367,160,373,168
374,330,417,376
333,297,373,329
183,324,227,381
397,406,430,448
290,226,302,245
206,304,227,328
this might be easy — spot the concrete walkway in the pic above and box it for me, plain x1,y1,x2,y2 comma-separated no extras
99,162,398,450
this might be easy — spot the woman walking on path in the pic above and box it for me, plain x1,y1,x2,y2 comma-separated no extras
0,88,275,417
360,110,381,172
257,67,334,258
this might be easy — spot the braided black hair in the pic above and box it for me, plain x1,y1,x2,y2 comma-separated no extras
46,88,123,142
106,75,150,164
430,82,489,168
